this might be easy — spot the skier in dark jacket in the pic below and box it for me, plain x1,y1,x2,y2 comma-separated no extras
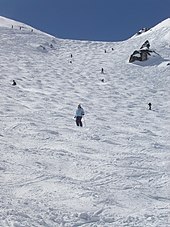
148,103,152,110
12,80,16,86
75,104,85,127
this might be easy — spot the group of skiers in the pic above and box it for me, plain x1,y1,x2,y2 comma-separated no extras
74,102,152,127
11,78,152,128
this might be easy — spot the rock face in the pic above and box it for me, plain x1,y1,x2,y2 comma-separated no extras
129,40,153,63
140,40,150,49
136,27,149,35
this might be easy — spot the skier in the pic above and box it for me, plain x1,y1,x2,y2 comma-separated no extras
101,68,104,73
74,104,85,127
148,103,152,110
12,80,16,86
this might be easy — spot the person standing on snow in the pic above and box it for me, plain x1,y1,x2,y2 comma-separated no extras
12,80,16,86
74,104,85,127
148,103,152,110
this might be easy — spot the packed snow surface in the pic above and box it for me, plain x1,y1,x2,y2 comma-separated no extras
0,17,170,226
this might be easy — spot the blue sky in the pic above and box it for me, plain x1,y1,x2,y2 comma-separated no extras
0,0,169,41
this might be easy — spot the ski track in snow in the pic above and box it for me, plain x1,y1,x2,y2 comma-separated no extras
0,20,170,226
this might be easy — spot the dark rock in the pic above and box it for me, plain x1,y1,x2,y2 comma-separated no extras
129,40,153,63
137,27,149,35
140,40,150,49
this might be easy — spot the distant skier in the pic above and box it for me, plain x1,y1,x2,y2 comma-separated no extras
71,54,73,58
101,68,104,73
74,104,85,127
148,103,152,110
12,80,16,86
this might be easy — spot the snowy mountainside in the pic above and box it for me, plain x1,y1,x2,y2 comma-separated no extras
0,16,170,226
0,15,42,33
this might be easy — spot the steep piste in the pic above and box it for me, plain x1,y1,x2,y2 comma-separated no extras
0,16,170,226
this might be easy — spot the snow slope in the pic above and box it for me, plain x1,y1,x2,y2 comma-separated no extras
0,16,170,226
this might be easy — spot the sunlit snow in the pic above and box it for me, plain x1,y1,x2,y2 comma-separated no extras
0,16,170,226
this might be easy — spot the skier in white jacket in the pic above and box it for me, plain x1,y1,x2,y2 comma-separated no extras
75,104,85,127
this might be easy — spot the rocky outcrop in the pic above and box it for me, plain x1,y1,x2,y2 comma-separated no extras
140,40,150,49
136,27,149,35
129,40,153,63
